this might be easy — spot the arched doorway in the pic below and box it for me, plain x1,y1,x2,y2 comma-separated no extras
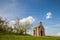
41,30,43,36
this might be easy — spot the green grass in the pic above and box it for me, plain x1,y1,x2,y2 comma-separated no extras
0,32,60,40
0,34,60,40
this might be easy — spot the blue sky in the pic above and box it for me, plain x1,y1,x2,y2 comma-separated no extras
0,0,60,36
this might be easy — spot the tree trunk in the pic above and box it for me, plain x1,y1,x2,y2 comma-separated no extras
25,29,26,35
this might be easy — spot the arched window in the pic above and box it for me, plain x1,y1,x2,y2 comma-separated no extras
34,30,35,35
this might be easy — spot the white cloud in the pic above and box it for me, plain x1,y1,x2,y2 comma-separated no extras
45,23,60,36
46,12,52,19
56,33,60,36
9,16,35,28
20,16,35,24
52,33,60,36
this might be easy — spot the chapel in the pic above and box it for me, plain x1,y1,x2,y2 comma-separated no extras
33,22,45,36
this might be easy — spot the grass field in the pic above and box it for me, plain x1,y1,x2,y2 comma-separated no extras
0,34,60,40
0,32,60,40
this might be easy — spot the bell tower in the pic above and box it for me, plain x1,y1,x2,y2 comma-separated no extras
38,21,43,28
38,21,45,36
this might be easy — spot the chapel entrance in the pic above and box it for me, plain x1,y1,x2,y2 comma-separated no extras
41,30,43,36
